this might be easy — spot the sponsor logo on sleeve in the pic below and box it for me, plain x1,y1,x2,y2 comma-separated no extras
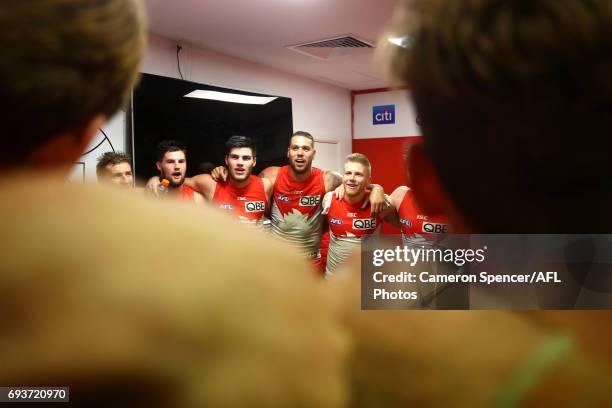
276,194,290,203
399,218,412,228
329,217,343,225
219,203,234,211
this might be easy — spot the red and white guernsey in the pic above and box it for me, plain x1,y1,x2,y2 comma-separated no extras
212,175,268,225
398,188,449,247
322,191,382,277
270,165,326,257
179,184,197,202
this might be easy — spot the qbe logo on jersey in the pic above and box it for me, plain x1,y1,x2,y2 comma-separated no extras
352,218,376,230
245,201,265,212
422,222,448,234
299,195,320,207
372,104,395,125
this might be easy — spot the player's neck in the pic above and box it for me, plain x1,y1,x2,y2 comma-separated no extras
229,176,250,189
290,167,311,182
344,191,366,205
167,184,183,196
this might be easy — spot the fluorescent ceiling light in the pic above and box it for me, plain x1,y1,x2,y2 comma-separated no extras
388,36,412,49
184,90,277,105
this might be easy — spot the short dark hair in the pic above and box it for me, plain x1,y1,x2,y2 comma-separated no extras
156,140,187,162
390,0,612,233
290,131,315,147
0,0,145,166
225,135,256,156
96,151,131,178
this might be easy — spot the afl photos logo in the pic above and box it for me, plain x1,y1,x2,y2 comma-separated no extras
245,201,265,212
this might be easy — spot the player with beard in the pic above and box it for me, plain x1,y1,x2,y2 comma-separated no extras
149,136,271,224
322,153,393,277
212,131,388,264
155,140,204,203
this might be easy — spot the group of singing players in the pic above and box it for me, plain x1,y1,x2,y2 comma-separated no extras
97,132,448,277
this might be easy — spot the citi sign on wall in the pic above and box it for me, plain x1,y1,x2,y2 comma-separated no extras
372,104,395,125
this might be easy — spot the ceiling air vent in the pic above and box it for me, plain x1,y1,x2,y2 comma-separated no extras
288,34,375,60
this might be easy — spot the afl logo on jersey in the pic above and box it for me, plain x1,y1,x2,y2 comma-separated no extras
245,201,265,212
352,218,376,230
299,195,320,207
400,218,412,227
329,217,343,225
277,194,290,202
219,204,234,211
422,222,448,234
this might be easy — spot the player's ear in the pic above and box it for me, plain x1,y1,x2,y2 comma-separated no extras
224,156,229,167
252,156,257,168
156,161,161,171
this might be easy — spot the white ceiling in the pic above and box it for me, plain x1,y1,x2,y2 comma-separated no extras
145,0,399,90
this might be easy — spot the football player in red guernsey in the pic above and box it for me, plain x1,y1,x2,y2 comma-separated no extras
156,140,204,203
389,185,449,248
147,136,271,225
188,136,271,225
322,153,394,277
213,131,388,264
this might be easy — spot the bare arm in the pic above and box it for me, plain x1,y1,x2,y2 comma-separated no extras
389,186,408,211
365,184,389,216
259,166,280,185
382,186,408,227
193,190,206,204
190,174,217,201
262,177,274,201
324,170,342,192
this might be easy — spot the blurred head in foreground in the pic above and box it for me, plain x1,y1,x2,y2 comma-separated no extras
387,0,612,233
328,1,612,406
0,0,145,174
0,1,347,407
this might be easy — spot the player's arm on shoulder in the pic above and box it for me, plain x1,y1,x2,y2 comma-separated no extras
262,177,274,201
210,166,228,182
259,166,280,185
390,186,409,210
190,174,216,201
145,175,161,196
381,197,400,227
193,190,206,204
321,191,334,215
364,183,388,215
324,170,342,192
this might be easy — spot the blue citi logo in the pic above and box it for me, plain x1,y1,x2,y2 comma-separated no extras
372,104,395,125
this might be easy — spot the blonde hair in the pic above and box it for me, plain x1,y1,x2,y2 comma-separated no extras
0,0,147,163
346,153,371,176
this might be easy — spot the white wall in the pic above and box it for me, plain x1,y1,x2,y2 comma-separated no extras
72,32,352,181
